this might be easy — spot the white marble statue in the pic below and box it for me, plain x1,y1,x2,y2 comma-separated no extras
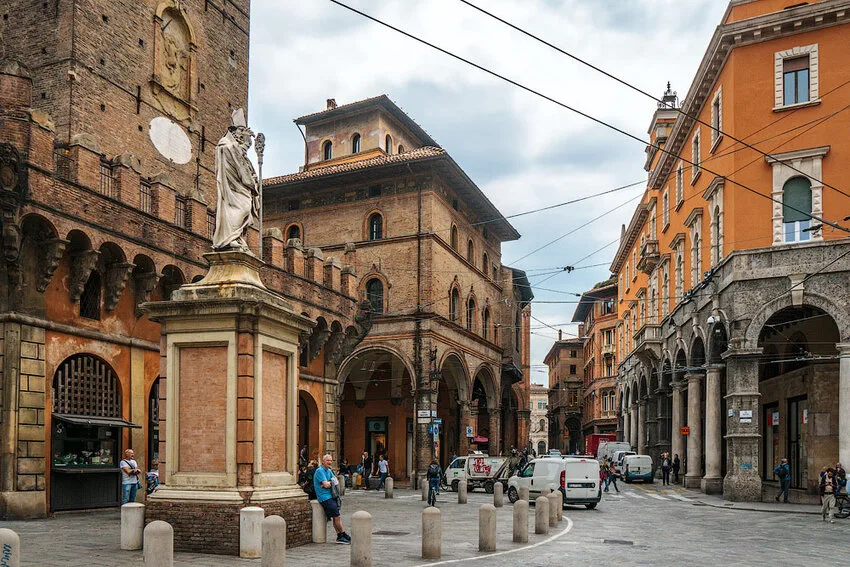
212,108,259,252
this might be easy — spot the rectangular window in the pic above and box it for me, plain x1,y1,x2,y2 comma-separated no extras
570,350,577,358
140,181,152,214
783,57,810,106
676,163,684,204
710,88,722,148
662,190,670,227
538,401,543,409
100,162,116,198
175,198,187,228
691,131,701,182
569,364,576,375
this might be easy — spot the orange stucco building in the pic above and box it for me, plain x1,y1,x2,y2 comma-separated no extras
611,0,850,502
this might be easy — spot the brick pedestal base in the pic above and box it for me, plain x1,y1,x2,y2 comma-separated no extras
146,496,311,555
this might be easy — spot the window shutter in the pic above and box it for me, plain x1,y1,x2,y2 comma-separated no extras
782,177,812,222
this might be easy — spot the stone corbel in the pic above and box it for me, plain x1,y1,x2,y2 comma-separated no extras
133,271,162,317
104,262,135,311
36,238,70,292
308,326,331,362
69,249,101,302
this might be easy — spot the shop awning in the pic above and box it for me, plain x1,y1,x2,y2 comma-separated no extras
473,435,488,444
53,413,141,429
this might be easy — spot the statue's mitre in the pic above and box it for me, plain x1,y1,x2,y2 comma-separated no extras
231,108,247,128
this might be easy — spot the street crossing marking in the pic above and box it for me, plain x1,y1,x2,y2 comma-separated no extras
622,491,645,499
665,493,692,501
646,493,668,501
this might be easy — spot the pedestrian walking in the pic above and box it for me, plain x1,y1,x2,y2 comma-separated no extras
119,449,142,505
376,454,390,490
661,453,672,485
672,454,681,484
835,462,846,494
821,467,838,523
314,454,352,544
774,458,791,503
361,451,373,490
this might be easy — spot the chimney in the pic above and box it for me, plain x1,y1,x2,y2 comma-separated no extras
327,98,337,110
558,329,562,341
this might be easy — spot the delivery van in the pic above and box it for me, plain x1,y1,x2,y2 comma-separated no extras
507,456,602,509
444,454,508,493
598,441,632,463
623,454,654,483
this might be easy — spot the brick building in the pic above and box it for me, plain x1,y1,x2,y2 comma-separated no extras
529,384,548,456
0,1,365,532
611,0,850,502
573,279,619,444
544,331,585,454
263,96,534,480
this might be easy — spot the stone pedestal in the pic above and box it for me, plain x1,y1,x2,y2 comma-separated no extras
722,350,763,502
143,251,314,554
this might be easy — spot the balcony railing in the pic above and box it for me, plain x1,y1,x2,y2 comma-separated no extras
637,239,660,274
634,324,662,351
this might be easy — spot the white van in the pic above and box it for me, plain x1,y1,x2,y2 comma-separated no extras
598,442,632,463
612,450,636,471
623,454,654,483
444,455,507,493
507,457,601,509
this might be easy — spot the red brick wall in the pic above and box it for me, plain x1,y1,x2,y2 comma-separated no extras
178,346,227,473
262,351,288,472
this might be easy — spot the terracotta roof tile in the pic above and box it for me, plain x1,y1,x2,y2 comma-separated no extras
264,146,446,186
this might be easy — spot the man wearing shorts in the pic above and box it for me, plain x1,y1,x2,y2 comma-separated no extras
314,454,351,544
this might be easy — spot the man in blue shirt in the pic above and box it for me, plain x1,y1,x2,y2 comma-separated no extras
314,454,351,544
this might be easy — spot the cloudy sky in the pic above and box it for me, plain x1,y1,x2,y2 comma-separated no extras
247,0,729,385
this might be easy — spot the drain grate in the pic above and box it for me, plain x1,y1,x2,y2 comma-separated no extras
603,539,634,545
373,530,410,536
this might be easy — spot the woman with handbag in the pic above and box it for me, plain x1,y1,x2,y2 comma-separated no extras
119,449,143,505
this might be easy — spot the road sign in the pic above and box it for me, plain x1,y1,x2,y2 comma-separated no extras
680,426,690,435
466,426,474,437
417,410,430,418
433,418,443,425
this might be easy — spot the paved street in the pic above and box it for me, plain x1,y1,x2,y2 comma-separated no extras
4,485,845,566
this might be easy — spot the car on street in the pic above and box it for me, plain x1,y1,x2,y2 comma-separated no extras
444,454,508,493
507,456,602,509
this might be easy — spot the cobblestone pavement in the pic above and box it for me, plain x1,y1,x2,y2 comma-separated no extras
4,484,846,566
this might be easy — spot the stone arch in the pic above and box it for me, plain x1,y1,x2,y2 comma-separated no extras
337,343,416,392
159,264,185,300
298,388,321,464
439,351,470,402
363,208,385,241
745,291,850,347
708,321,729,364
471,364,498,408
689,336,706,369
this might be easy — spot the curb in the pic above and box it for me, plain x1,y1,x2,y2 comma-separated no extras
694,499,820,515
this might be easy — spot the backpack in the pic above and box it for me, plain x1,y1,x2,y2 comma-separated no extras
775,464,788,480
427,464,441,480
304,467,317,499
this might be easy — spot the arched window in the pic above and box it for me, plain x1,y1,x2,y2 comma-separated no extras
783,177,812,242
80,271,102,320
482,252,489,275
450,225,459,251
385,135,392,154
467,240,474,263
53,354,120,418
537,441,546,456
352,133,361,154
286,224,301,241
466,297,476,331
398,144,405,154
322,140,333,161
483,308,491,340
366,278,384,313
450,288,460,322
368,213,383,240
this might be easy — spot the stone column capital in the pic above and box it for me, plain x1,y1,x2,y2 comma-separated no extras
671,381,686,391
685,372,704,383
836,342,850,355
705,363,725,373
721,347,763,361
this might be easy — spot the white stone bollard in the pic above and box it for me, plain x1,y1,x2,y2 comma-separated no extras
120,502,145,550
384,477,394,499
547,493,558,527
0,528,21,567
262,515,286,567
555,490,563,521
540,487,551,497
478,504,496,552
351,511,372,567
311,500,327,543
513,500,528,543
144,520,173,567
535,496,549,535
240,506,265,558
458,480,468,504
421,475,429,501
493,482,504,508
421,506,441,559
337,474,346,496
519,485,529,502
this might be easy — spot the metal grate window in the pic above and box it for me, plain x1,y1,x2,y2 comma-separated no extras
140,182,152,214
175,198,187,228
53,354,120,417
100,161,116,198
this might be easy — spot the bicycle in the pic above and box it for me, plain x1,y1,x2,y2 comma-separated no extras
835,493,850,519
428,479,440,506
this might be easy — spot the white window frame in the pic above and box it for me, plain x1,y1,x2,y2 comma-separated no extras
662,189,670,228
676,163,684,206
774,44,819,111
710,87,723,151
765,146,828,245
704,177,724,266
691,129,701,184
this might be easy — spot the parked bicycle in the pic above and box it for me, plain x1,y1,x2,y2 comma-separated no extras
835,493,850,519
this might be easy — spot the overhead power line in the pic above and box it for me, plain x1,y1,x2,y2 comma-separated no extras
328,0,850,237
458,0,850,201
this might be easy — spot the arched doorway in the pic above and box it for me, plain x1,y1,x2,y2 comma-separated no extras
298,390,321,466
338,348,414,482
471,367,498,455
148,378,161,469
758,305,840,495
564,417,582,454
499,386,520,455
51,354,139,511
438,354,468,467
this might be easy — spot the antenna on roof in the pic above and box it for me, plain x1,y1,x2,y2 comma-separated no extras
327,98,337,110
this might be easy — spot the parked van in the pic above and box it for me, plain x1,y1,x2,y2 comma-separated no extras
444,455,508,493
598,441,632,463
623,455,653,483
507,457,601,509
612,450,636,471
